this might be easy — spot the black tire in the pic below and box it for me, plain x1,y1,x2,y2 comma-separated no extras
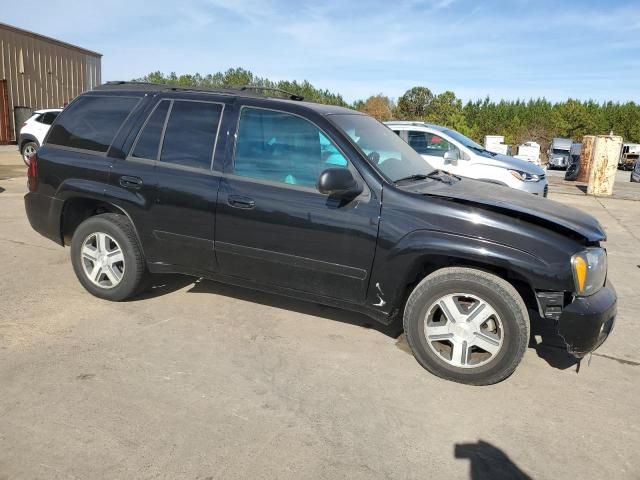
70,213,146,301
21,141,38,166
403,267,529,385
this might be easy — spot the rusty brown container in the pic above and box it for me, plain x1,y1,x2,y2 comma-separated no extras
0,80,10,144
576,135,595,182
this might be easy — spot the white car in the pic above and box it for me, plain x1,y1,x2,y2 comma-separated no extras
18,108,62,166
385,121,548,196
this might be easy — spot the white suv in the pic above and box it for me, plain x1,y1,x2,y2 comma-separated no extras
18,108,62,166
385,121,548,196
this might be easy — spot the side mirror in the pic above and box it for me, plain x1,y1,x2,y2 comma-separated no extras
317,168,362,199
444,150,459,164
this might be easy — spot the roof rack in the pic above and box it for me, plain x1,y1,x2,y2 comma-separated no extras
239,86,304,101
100,82,305,102
386,120,428,126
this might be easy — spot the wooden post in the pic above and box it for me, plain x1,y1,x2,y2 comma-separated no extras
587,135,623,196
576,135,595,183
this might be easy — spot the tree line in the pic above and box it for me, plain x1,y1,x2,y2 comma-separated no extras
136,69,640,150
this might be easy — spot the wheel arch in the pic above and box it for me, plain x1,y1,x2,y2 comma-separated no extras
399,254,537,314
60,196,144,258
19,133,39,151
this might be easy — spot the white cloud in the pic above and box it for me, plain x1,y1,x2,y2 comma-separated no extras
3,0,638,103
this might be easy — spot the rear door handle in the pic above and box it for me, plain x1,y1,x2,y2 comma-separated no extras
120,175,143,189
228,195,255,209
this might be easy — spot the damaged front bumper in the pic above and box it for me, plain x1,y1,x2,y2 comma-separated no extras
556,281,617,357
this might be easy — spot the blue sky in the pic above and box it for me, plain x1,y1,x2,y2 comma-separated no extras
4,0,639,103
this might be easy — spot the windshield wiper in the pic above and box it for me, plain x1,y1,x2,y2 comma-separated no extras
394,170,460,185
394,173,431,184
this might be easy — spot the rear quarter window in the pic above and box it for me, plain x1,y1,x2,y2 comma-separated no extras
41,112,59,125
47,96,140,153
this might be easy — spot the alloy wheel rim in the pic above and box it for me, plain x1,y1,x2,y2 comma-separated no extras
23,144,36,163
81,232,125,289
423,293,504,369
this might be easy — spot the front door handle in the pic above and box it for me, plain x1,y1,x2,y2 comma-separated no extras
228,195,255,209
119,175,143,189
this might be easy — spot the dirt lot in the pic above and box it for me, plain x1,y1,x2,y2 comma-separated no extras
1,147,639,479
545,167,640,200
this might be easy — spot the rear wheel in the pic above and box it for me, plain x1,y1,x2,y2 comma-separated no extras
403,267,529,385
21,141,38,166
70,213,146,301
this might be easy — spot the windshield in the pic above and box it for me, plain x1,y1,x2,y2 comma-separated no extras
441,128,484,150
552,148,569,155
439,128,498,158
329,114,434,182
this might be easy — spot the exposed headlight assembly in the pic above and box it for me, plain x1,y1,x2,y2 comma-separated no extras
509,169,540,182
571,247,607,296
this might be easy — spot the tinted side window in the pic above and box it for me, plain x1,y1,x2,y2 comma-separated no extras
34,114,45,124
408,131,456,157
234,108,348,188
41,112,59,125
47,96,139,152
131,101,170,160
159,101,222,169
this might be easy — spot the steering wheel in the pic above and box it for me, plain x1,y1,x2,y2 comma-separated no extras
367,151,380,164
376,157,404,179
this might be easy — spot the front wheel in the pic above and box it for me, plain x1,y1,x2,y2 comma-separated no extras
403,267,529,385
70,213,146,301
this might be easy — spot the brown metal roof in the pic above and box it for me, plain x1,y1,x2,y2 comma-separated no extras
0,22,102,58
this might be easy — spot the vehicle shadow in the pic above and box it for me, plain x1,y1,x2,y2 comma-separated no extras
132,275,580,368
130,274,195,300
455,440,532,479
0,186,4,193
528,309,578,370
132,274,402,338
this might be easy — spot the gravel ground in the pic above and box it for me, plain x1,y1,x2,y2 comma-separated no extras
1,150,639,479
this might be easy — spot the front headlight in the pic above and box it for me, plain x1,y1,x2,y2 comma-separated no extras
571,247,607,296
509,169,540,182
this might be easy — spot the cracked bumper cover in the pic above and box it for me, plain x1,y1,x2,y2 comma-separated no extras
557,280,617,358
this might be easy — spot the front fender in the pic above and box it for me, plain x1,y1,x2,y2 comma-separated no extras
366,229,559,319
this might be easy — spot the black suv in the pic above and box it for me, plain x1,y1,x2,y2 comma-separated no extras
24,82,616,385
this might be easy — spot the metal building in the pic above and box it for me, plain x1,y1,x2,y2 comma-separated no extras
0,22,102,144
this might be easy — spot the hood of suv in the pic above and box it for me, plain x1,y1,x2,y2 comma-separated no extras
404,176,606,242
475,153,545,175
